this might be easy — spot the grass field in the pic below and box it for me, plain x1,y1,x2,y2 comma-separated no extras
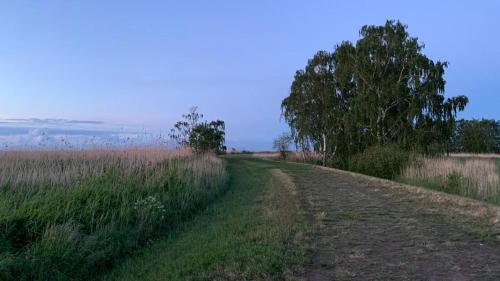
0,152,309,280
0,149,226,281
3,149,500,280
5,148,498,280
101,157,309,280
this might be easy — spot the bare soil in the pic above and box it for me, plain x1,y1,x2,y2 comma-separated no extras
281,164,500,281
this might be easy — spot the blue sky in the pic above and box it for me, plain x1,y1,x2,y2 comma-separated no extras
1,1,499,150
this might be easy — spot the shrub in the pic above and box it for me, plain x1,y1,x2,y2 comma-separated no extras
349,144,410,180
189,120,226,154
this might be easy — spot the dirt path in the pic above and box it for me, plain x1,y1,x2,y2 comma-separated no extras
282,164,500,281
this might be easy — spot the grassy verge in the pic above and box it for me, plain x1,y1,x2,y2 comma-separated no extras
0,149,226,281
101,157,309,281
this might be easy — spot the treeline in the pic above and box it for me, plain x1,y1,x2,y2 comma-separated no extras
281,20,468,168
452,119,500,153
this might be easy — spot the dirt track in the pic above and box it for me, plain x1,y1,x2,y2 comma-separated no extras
282,164,500,281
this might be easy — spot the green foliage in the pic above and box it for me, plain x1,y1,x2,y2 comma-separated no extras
446,171,462,194
189,120,226,154
282,46,354,166
282,20,468,167
354,21,467,148
170,107,226,154
349,145,410,179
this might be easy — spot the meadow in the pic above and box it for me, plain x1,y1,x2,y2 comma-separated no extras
0,148,226,281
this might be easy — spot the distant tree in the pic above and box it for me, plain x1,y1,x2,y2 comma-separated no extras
189,120,226,154
453,119,500,153
169,107,203,147
273,133,293,159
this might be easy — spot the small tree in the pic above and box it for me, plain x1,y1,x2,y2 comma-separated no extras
170,107,226,154
273,133,293,159
169,107,203,147
189,120,226,154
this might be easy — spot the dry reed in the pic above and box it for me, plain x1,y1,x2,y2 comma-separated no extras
252,151,322,164
402,156,500,202
450,153,500,159
0,148,224,189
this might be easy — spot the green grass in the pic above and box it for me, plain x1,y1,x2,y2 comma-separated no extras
101,157,309,281
0,150,226,281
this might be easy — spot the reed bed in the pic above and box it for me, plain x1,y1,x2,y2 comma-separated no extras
450,153,500,159
0,148,222,189
252,151,323,164
401,156,500,204
0,148,226,281
286,151,323,164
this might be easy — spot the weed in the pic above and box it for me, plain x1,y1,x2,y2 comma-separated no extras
446,171,462,194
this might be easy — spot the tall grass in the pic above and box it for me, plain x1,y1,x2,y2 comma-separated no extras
450,153,500,159
401,156,500,204
252,151,323,165
286,151,323,164
0,148,226,281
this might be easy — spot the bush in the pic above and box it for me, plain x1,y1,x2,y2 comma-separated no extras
349,144,410,180
189,120,226,154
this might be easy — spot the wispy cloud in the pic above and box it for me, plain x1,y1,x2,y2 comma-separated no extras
0,118,105,127
0,118,170,149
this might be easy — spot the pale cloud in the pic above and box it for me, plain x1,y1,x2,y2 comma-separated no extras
0,118,171,149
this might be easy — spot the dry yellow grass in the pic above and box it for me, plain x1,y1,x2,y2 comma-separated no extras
286,151,322,163
450,153,500,159
0,148,224,189
252,151,322,164
402,156,500,202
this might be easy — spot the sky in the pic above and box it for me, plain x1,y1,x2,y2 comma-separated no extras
0,0,499,150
